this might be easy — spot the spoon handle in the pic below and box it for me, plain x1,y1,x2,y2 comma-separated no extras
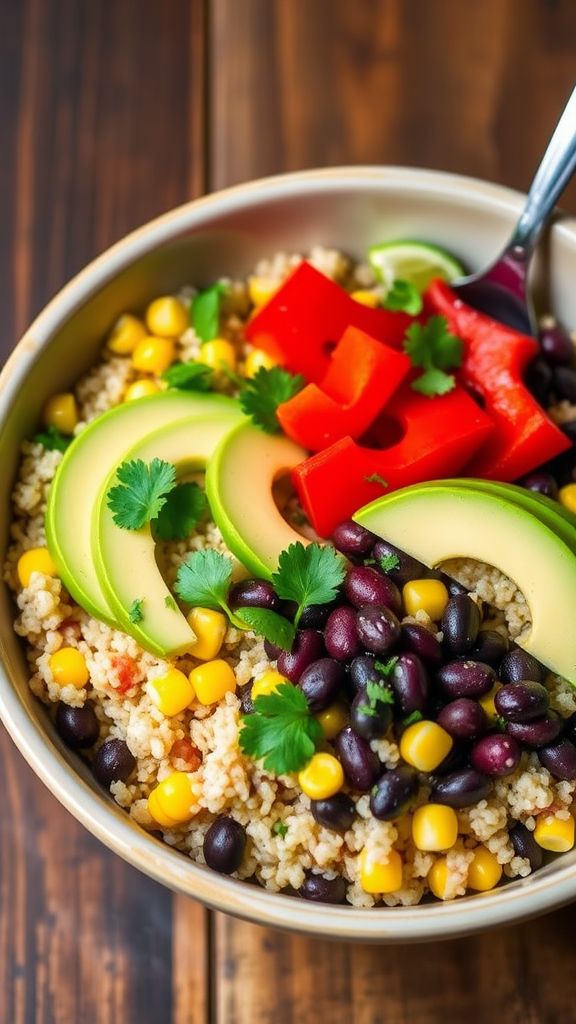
510,82,576,255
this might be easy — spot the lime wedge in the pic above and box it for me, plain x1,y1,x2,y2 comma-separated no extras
368,240,465,294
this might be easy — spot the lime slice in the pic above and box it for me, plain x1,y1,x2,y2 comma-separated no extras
368,240,465,293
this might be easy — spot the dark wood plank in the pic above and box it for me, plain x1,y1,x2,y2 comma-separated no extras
0,1,209,1022
209,1,576,1021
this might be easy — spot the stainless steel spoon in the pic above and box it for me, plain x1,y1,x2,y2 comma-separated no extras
452,83,576,335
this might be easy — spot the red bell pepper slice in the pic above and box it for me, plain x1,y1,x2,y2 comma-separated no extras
293,383,494,537
245,261,411,383
426,279,570,479
276,325,412,451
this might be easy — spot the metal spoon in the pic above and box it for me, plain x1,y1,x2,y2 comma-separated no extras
452,83,576,335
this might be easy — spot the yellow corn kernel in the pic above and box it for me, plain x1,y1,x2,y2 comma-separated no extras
149,771,198,825
132,336,175,374
147,789,179,828
534,814,575,852
350,289,380,308
402,579,449,620
148,668,195,716
315,703,349,741
412,804,458,852
559,483,576,514
479,683,502,722
400,720,453,772
145,296,188,338
189,659,237,706
187,607,227,661
124,379,162,402
298,752,344,800
428,857,451,900
49,647,89,689
107,314,147,355
251,669,287,700
467,847,503,891
43,393,78,435
248,276,278,307
359,847,403,894
243,348,278,378
17,547,58,588
198,338,237,374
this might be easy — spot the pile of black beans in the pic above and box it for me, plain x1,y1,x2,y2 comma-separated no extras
232,516,576,898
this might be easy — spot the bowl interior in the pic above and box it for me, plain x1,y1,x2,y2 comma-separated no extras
2,167,576,940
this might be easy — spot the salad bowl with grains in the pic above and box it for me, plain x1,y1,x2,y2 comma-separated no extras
4,167,576,941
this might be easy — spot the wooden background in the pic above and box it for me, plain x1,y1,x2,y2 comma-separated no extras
2,1,576,1021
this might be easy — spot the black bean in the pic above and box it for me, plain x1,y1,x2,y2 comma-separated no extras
300,871,347,904
334,726,381,792
299,658,345,712
228,578,280,611
554,366,576,403
344,566,401,615
324,606,362,661
93,738,136,787
331,519,377,557
441,595,481,655
495,681,549,723
55,701,99,750
437,660,496,699
540,324,574,365
437,698,487,740
470,629,509,667
277,629,325,683
350,687,392,740
370,767,418,820
432,768,492,808
203,816,246,874
521,472,559,500
298,601,339,629
443,576,470,598
470,734,521,777
563,711,576,745
356,605,401,655
390,653,429,715
507,712,563,748
400,623,443,665
538,738,576,780
509,822,544,870
237,683,254,715
372,539,427,587
349,655,381,693
310,793,356,833
499,649,545,685
525,357,553,405
264,639,282,660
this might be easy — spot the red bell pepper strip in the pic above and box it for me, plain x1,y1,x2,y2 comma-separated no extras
426,279,570,480
293,383,494,537
245,261,411,383
276,325,412,451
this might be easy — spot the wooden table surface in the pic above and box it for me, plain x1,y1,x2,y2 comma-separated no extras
2,1,576,1021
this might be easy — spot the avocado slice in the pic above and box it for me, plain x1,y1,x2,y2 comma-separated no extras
206,421,309,578
354,482,576,682
94,413,244,656
46,392,242,622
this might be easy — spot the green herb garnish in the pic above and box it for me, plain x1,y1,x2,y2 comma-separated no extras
364,473,388,488
239,682,323,774
128,597,144,623
234,607,295,650
272,542,346,629
402,710,423,727
403,315,464,397
161,362,214,391
379,554,400,574
33,425,72,453
107,458,176,530
273,821,289,839
374,656,399,678
239,367,305,434
495,715,508,733
358,679,394,718
190,282,227,343
164,595,178,610
154,483,207,541
383,279,423,315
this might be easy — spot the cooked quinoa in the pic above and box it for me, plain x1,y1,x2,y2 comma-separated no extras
5,246,576,908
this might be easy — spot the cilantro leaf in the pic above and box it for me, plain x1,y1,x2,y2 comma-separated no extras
403,316,464,397
383,279,423,315
33,425,71,453
239,682,322,774
239,367,305,434
161,361,214,392
190,282,227,343
374,656,399,678
379,553,400,573
107,458,176,530
273,821,288,839
128,597,144,623
164,595,177,610
271,542,346,628
154,483,207,541
358,679,394,717
174,549,234,611
234,607,295,651
402,710,423,726
364,473,388,488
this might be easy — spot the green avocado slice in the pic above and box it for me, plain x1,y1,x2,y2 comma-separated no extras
354,482,576,682
46,392,242,623
94,414,243,656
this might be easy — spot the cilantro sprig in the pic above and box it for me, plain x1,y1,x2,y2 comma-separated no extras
378,553,400,574
161,362,214,392
190,282,227,343
403,315,463,397
239,366,305,434
358,680,394,718
128,597,144,623
383,279,423,315
107,458,176,530
33,425,71,453
271,542,346,629
154,483,207,541
239,682,323,774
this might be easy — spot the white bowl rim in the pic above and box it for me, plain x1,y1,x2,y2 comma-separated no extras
2,165,576,941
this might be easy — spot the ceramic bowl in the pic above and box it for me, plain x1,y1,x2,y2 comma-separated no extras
2,167,576,942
